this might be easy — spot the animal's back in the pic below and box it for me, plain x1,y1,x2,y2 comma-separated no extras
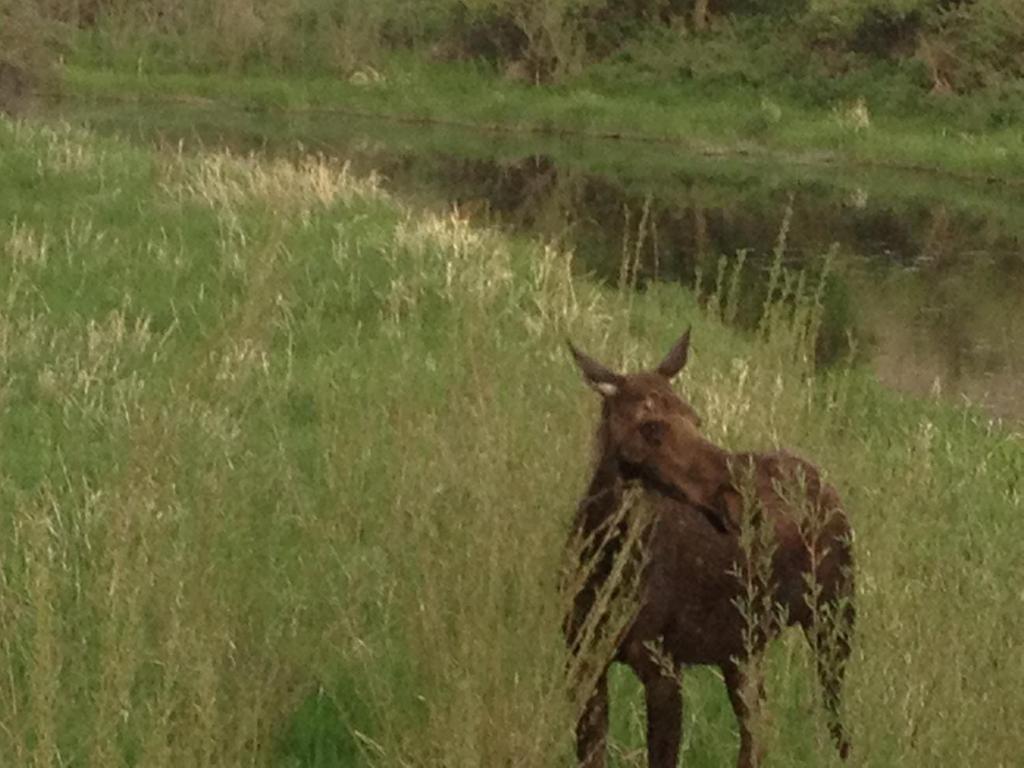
746,451,853,609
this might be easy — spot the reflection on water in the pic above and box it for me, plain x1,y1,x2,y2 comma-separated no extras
26,102,1024,421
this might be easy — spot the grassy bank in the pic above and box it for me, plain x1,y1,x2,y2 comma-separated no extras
10,2,1024,179
1,115,1023,767
59,58,1024,184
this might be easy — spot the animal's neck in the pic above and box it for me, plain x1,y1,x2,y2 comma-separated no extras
641,435,743,533
574,451,623,539
570,415,622,531
564,449,628,655
692,437,736,488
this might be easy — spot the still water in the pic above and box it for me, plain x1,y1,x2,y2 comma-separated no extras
30,102,1024,421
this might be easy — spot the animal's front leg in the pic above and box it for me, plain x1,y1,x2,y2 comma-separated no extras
643,670,683,768
576,672,609,768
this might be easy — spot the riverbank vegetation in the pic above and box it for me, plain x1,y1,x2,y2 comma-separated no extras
53,0,1024,105
1,115,1022,766
5,1,1024,179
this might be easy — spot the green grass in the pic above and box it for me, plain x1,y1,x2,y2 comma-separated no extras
57,53,1024,185
1,115,1023,767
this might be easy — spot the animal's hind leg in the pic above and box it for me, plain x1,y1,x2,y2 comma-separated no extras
807,600,854,760
576,671,609,768
722,660,766,768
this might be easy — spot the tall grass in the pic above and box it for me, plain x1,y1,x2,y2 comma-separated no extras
0,115,1022,767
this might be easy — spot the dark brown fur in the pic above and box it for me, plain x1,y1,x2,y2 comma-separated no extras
565,331,855,768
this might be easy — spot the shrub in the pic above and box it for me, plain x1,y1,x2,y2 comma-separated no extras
449,0,609,82
805,0,938,56
925,0,1024,91
0,0,65,100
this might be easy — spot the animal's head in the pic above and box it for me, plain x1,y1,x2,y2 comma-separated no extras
569,328,736,533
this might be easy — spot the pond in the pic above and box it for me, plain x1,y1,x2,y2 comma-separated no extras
26,101,1024,422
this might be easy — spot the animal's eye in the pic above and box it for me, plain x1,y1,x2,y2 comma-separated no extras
638,419,666,446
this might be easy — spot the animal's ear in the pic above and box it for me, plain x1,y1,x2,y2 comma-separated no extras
656,326,691,379
695,503,732,534
715,488,744,532
567,340,623,397
666,455,739,534
663,473,735,534
680,482,740,534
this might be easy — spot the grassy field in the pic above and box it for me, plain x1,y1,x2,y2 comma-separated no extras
58,58,1024,184
1,115,1023,767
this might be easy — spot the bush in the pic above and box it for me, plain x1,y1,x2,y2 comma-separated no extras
0,0,65,101
802,0,1024,101
447,0,609,82
805,0,937,56
925,0,1024,91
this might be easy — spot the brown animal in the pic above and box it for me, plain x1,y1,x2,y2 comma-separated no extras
564,329,854,768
